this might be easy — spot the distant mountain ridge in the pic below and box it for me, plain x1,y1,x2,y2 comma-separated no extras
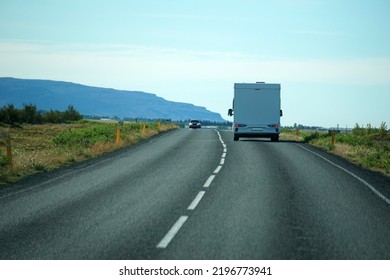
0,77,225,122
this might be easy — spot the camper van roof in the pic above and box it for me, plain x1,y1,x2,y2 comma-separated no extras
234,83,280,90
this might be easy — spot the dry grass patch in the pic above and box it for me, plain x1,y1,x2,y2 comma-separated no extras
1,121,178,184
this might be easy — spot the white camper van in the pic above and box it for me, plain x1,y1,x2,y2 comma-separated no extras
228,82,282,142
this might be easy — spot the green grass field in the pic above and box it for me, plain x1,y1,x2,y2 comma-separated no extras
281,123,390,176
0,121,177,184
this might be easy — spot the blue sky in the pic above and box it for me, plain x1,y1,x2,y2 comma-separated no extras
1,0,389,127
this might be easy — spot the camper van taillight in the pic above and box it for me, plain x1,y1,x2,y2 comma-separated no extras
235,124,246,127
268,124,279,128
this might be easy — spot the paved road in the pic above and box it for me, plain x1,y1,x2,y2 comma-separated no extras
0,128,389,259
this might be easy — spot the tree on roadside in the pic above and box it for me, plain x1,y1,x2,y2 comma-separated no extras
43,110,65,123
63,105,82,122
22,104,42,124
0,104,20,125
0,103,82,125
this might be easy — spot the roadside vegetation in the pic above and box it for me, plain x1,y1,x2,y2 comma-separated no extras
280,122,390,177
0,118,177,185
0,103,82,124
2,105,388,184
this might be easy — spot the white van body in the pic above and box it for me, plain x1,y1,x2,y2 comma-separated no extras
232,82,282,141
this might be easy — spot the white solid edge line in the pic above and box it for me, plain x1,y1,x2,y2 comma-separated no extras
297,144,390,205
214,165,222,174
203,175,216,187
156,216,188,248
187,191,206,210
220,158,225,165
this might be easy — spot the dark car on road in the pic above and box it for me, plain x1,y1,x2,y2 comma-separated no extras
189,120,201,129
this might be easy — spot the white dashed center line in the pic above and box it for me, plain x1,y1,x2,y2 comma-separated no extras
214,165,222,174
156,129,228,249
203,175,216,187
187,191,206,210
156,216,188,248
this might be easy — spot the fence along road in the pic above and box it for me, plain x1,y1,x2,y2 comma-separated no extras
0,128,389,259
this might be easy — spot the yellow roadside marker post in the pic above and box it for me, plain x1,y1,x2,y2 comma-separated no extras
331,130,335,146
116,128,120,145
6,138,13,169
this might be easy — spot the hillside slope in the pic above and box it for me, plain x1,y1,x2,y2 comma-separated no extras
0,77,225,122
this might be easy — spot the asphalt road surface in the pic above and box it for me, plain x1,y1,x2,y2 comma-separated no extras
1,128,389,259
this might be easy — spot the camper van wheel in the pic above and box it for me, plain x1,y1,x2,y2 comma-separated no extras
234,135,239,141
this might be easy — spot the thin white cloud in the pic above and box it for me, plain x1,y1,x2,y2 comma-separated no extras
1,41,389,87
